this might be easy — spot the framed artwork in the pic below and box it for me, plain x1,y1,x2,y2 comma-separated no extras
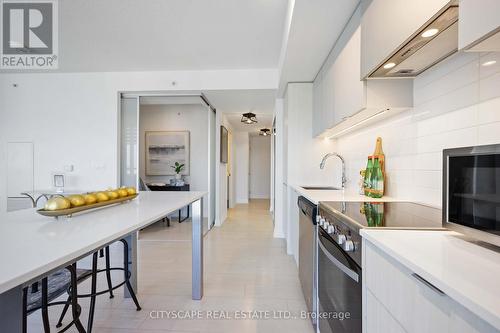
220,126,228,164
145,131,190,176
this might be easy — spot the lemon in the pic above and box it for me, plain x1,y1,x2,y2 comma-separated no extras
126,187,137,195
82,194,97,205
117,188,128,197
44,197,71,211
106,190,119,200
67,195,85,207
95,192,110,202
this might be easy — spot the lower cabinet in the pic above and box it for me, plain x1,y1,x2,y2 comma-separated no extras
363,239,498,333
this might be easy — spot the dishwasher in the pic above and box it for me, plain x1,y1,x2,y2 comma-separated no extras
298,196,318,329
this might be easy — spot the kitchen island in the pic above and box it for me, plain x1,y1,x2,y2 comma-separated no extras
0,191,206,333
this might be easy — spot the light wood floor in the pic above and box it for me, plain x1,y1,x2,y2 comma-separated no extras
27,199,314,333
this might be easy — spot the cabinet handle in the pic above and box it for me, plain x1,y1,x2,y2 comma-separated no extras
411,273,445,296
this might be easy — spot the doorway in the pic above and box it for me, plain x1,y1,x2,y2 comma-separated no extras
118,93,216,233
249,134,271,202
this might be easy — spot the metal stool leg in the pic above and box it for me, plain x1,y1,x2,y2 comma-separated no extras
104,247,114,299
67,264,86,333
41,278,50,332
120,239,141,311
87,252,99,333
55,296,71,328
22,287,28,333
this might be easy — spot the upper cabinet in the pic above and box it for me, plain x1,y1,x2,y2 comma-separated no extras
459,0,500,51
313,4,413,138
360,0,451,79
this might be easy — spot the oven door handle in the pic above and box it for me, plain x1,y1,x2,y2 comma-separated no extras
318,238,359,283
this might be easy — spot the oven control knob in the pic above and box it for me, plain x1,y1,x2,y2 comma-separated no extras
316,215,321,223
323,221,330,230
327,225,335,234
335,233,346,245
342,240,355,252
319,218,325,226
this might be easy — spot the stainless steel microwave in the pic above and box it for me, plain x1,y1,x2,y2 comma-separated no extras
443,144,500,247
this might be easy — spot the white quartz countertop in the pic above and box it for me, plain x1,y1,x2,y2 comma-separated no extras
290,184,403,205
361,229,500,330
0,191,205,294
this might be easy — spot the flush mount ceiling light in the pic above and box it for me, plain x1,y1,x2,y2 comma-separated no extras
259,128,271,136
482,60,497,67
421,28,439,38
383,62,396,69
241,112,257,124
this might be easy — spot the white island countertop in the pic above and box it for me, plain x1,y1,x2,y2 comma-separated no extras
0,191,205,294
361,229,500,331
290,184,404,205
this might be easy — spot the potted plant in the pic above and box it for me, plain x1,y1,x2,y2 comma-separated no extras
172,162,185,180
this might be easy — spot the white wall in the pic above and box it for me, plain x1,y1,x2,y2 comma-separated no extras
0,69,277,213
139,103,209,215
281,83,337,263
249,135,271,199
233,132,250,204
273,99,286,238
215,113,234,226
334,51,500,208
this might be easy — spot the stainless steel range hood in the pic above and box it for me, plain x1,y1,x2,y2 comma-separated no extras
369,2,458,78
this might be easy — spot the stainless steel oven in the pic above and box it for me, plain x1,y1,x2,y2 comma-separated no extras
443,144,500,247
317,227,362,333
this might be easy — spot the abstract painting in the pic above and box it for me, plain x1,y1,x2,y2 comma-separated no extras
145,131,190,176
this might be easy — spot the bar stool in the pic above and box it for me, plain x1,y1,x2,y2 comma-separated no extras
23,263,87,333
56,238,141,333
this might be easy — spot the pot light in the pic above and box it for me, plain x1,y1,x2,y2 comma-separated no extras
421,28,439,38
241,112,257,124
482,60,497,67
383,62,396,69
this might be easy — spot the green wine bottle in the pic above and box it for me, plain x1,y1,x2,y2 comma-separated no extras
372,203,385,226
364,156,373,197
370,157,384,198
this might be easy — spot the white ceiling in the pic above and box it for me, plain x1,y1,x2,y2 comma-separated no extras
204,89,275,133
278,0,360,94
55,0,287,72
203,89,276,114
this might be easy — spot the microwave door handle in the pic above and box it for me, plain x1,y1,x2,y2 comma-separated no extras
318,239,359,283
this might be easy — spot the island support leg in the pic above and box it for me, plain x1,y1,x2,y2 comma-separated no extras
0,285,23,332
124,231,138,298
192,198,203,300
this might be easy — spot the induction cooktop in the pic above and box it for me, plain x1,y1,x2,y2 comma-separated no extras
319,201,444,231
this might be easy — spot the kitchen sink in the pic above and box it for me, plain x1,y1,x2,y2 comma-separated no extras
301,186,342,190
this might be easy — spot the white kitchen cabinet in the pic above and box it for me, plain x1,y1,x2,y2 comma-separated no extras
459,0,500,51
360,0,450,79
365,290,405,333
363,239,498,333
312,4,413,138
312,7,365,137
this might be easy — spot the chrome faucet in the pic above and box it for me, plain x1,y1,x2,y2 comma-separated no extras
320,153,347,189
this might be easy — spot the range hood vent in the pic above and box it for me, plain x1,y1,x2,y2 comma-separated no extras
370,4,458,78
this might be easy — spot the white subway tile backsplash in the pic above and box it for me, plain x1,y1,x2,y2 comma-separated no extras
479,72,500,102
414,52,478,90
477,122,500,145
479,52,500,79
413,82,479,120
414,58,479,105
416,127,477,154
415,105,476,138
413,170,441,189
334,52,499,207
477,97,500,124
414,152,442,171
